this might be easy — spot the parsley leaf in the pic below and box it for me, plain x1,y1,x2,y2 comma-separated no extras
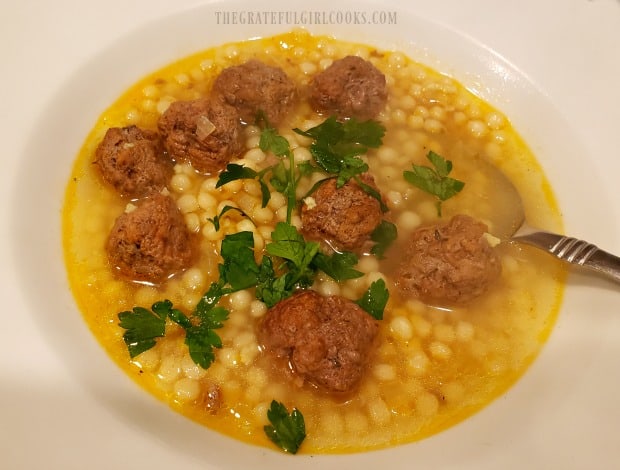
219,231,259,291
118,231,260,369
266,222,319,289
207,205,252,231
168,299,229,369
217,163,271,208
260,127,291,157
118,301,170,358
260,125,297,224
264,400,306,454
294,117,387,208
311,251,363,281
370,220,398,259
403,150,465,216
356,279,389,320
255,256,291,308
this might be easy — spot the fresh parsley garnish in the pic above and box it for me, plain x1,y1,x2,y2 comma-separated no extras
403,150,465,216
216,122,299,224
167,294,229,369
370,220,398,259
311,251,363,281
266,222,319,288
118,232,260,368
217,163,271,208
356,278,389,320
294,116,385,174
207,204,253,231
218,230,260,290
264,400,306,454
259,123,297,224
294,116,388,210
118,301,170,358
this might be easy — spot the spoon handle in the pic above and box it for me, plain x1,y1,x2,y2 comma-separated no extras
513,231,620,284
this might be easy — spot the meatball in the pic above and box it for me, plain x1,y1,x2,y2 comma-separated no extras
94,125,172,198
301,174,384,252
259,290,378,393
211,59,297,126
395,214,501,304
308,55,387,120
158,97,242,174
106,193,194,283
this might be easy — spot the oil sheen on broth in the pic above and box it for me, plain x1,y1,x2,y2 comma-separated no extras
62,31,566,453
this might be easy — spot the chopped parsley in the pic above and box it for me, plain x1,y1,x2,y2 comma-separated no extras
207,204,252,231
118,301,170,358
370,220,398,259
259,122,297,224
264,400,306,454
403,150,465,216
118,232,257,368
355,278,389,320
294,116,388,210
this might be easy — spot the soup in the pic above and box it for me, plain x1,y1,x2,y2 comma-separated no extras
62,30,565,453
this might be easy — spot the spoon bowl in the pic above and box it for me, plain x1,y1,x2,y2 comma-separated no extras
481,158,620,284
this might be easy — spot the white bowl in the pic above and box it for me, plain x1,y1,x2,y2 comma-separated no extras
3,0,620,468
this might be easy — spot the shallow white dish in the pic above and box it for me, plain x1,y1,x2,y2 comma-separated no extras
2,0,619,468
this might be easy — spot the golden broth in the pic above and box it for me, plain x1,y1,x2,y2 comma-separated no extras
62,30,566,453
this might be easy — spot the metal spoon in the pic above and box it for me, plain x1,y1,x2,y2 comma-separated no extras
480,159,620,284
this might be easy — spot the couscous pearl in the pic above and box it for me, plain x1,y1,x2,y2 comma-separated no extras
486,112,505,130
429,341,452,360
183,267,204,291
390,316,413,341
236,218,255,233
229,289,253,312
201,177,218,193
456,321,475,342
185,213,200,232
177,194,199,214
171,173,192,193
317,279,341,296
408,351,429,375
467,119,489,138
157,356,181,383
433,324,456,343
293,146,312,163
252,207,274,224
410,315,432,338
416,392,439,417
397,210,422,232
357,256,379,273
424,118,444,134
367,399,391,425
174,378,200,402
373,364,396,382
135,348,160,372
250,299,268,318
181,355,206,380
198,192,217,211
441,382,465,403
267,192,287,211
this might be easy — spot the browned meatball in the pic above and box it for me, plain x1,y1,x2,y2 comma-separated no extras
395,214,501,304
94,126,172,198
211,59,297,126
301,174,384,252
309,56,387,120
158,97,242,174
259,290,378,393
106,193,194,283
